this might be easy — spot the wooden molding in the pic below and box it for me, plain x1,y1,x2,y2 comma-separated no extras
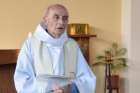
0,49,19,65
68,34,96,38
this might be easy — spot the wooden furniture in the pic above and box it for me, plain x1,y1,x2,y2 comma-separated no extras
67,23,96,63
107,75,120,93
0,49,19,93
69,34,96,63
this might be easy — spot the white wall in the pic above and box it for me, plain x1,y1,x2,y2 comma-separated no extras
130,0,140,92
122,0,140,93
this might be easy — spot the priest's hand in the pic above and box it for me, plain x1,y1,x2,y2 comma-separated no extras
53,84,70,93
53,86,64,93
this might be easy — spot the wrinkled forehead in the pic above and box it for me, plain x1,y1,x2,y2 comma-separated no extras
45,4,69,17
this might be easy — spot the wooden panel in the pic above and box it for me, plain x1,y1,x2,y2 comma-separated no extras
0,50,19,65
71,37,90,63
69,34,96,64
0,50,19,93
0,64,16,93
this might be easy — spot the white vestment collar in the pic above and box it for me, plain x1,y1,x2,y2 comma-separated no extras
32,23,78,78
34,24,68,47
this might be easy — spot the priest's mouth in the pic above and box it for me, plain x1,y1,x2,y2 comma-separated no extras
57,27,64,29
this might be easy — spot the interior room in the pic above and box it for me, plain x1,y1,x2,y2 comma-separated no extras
0,0,140,93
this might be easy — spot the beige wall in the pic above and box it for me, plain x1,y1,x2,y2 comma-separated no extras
0,0,122,93
0,0,121,48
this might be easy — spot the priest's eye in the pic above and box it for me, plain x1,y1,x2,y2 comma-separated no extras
54,15,59,20
62,16,68,22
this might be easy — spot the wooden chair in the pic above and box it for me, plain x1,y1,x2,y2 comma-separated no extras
0,49,19,93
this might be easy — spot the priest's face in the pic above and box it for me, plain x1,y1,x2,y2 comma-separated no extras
43,6,69,38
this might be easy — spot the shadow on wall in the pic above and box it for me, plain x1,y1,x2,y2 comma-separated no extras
89,26,114,46
120,77,129,93
89,26,112,93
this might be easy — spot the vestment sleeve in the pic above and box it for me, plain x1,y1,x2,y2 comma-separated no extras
73,48,96,93
14,38,45,93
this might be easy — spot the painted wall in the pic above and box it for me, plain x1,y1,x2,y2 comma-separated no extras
0,0,121,93
122,0,140,93
0,0,121,48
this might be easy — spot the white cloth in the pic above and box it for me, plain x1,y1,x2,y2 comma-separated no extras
14,24,96,93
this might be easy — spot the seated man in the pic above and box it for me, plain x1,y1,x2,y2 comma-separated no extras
14,4,96,93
